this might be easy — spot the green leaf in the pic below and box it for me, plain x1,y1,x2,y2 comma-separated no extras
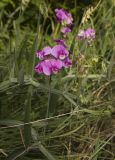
37,142,58,160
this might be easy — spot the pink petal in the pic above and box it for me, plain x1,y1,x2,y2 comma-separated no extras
43,46,52,56
51,45,69,59
42,60,52,76
63,58,72,68
36,51,44,59
61,27,71,34
35,62,43,73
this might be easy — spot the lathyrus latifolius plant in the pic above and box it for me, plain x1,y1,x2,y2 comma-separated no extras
34,8,73,124
34,8,96,117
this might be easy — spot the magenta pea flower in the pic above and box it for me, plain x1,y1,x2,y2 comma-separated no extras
55,8,73,25
36,50,44,60
35,62,43,74
54,39,67,48
63,58,72,68
36,46,52,60
51,45,69,60
35,60,52,76
85,28,95,39
35,43,72,76
77,28,95,40
61,27,71,34
50,59,63,74
35,59,63,76
41,60,52,76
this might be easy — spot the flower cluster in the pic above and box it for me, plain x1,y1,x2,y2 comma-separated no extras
35,9,96,76
35,8,73,76
55,8,73,34
77,28,95,40
35,44,72,76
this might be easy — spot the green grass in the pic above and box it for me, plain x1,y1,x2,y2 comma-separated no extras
0,0,115,160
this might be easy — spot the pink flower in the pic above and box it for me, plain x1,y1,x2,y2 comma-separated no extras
50,59,63,74
55,8,73,25
35,59,63,76
36,46,52,60
41,60,52,76
51,45,69,60
63,58,72,68
34,62,43,74
35,43,72,76
61,27,71,34
85,28,95,39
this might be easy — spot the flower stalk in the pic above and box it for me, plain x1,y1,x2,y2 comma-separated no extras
46,76,52,118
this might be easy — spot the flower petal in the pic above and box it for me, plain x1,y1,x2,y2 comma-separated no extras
51,45,69,59
43,46,52,56
50,59,63,69
42,60,52,76
54,39,67,48
61,27,71,34
63,58,72,68
85,28,95,39
55,8,73,25
36,51,44,59
35,62,43,73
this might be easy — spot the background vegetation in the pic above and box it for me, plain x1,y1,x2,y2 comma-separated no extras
0,0,115,160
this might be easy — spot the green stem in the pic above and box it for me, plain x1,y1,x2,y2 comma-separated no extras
53,23,60,38
44,76,51,134
46,76,51,118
